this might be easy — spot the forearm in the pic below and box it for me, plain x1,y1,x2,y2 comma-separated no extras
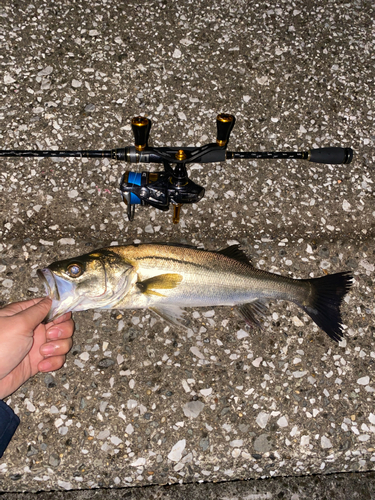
0,400,20,458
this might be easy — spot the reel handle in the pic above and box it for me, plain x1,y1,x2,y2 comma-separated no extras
131,116,151,151
216,114,235,147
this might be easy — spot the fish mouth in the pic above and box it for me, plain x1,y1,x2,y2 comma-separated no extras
37,268,78,322
37,268,60,301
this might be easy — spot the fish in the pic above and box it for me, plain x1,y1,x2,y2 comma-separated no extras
37,243,353,342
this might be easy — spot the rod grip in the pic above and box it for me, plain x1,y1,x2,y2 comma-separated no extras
308,147,353,164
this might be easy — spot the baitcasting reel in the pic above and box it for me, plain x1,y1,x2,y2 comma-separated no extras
0,113,353,223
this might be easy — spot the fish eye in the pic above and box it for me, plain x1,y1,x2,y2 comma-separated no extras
66,263,83,278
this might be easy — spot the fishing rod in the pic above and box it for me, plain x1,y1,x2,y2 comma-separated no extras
0,114,353,223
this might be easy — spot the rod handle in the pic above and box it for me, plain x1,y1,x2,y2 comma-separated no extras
308,147,353,164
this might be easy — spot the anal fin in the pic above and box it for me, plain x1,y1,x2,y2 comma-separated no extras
237,300,268,328
149,305,192,330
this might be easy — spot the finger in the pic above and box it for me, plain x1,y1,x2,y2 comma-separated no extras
38,355,67,373
0,297,46,317
46,318,75,340
44,311,72,328
14,298,52,333
40,338,73,357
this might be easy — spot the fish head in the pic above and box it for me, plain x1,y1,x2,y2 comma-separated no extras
38,249,134,322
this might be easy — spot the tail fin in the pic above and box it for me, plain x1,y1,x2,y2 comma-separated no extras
300,272,353,342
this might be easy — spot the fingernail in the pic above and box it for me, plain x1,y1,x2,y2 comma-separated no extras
48,328,62,340
40,344,56,355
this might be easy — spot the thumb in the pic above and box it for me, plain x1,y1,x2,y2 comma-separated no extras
15,298,52,333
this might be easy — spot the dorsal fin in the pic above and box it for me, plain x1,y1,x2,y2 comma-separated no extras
217,245,253,266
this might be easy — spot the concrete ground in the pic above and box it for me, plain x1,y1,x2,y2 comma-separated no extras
0,0,374,496
0,472,375,499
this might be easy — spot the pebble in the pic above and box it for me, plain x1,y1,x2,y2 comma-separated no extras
97,430,110,440
230,439,243,448
131,458,146,467
126,424,134,435
236,329,249,339
57,481,72,490
358,435,370,442
190,347,205,359
127,400,138,410
71,79,82,88
48,454,60,467
252,357,262,367
292,316,304,327
256,412,270,429
253,434,272,453
321,436,333,449
117,354,124,365
25,400,35,412
4,73,16,84
277,416,288,428
357,376,370,385
168,439,186,462
110,436,122,446
342,200,351,212
183,401,204,419
27,445,38,457
300,435,310,447
39,239,53,246
200,388,212,397
58,238,75,245
97,359,115,368
44,374,56,389
200,438,209,452
99,401,108,413
38,66,53,76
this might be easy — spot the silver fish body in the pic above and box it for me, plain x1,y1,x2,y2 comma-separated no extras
38,243,352,341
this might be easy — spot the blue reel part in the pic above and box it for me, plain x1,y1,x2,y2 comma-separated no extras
127,171,142,204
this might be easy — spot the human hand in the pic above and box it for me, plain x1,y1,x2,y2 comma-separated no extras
0,297,74,399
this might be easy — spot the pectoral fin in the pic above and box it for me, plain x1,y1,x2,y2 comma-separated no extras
149,305,192,330
137,273,183,297
237,300,268,328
